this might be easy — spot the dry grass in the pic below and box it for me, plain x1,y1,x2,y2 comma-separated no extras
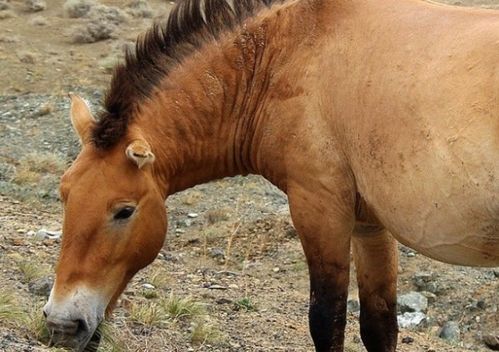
128,300,167,327
25,302,50,343
205,208,230,224
162,293,205,321
13,152,66,185
0,289,25,327
190,320,223,346
16,260,49,284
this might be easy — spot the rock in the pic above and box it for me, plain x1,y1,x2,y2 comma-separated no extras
127,0,153,18
209,247,225,259
64,0,94,18
347,299,360,313
438,321,460,343
397,312,427,329
28,277,53,297
412,272,445,294
29,15,48,26
141,283,154,289
204,283,227,290
25,0,46,12
483,333,499,351
421,291,437,304
401,336,414,344
187,213,199,218
34,228,61,240
398,292,428,313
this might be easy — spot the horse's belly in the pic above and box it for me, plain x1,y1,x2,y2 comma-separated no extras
376,181,499,266
354,145,499,267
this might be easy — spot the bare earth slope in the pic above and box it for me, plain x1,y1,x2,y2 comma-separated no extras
0,0,497,351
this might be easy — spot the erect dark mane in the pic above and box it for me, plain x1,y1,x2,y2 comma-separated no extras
92,0,281,149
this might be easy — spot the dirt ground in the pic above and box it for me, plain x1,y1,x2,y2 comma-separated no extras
0,0,498,351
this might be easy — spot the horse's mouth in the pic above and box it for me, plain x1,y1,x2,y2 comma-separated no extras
48,323,102,352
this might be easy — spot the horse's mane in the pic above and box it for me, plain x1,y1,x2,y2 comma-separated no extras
92,0,281,149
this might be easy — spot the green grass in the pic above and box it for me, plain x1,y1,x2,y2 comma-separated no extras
235,297,257,312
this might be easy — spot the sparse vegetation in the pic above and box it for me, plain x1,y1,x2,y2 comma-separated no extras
16,260,49,284
0,290,25,327
162,293,205,321
234,297,257,312
128,300,166,328
25,302,50,343
190,320,223,346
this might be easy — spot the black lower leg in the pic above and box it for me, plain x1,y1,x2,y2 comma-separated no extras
309,276,348,352
359,299,398,352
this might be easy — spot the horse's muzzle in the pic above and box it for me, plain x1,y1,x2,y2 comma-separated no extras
43,285,105,351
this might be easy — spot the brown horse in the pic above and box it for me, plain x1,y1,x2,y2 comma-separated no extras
43,0,499,350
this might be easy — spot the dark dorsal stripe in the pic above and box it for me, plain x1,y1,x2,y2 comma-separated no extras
92,0,280,149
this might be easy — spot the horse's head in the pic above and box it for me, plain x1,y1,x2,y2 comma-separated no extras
43,96,167,351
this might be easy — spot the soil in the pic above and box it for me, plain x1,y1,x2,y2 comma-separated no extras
0,1,497,352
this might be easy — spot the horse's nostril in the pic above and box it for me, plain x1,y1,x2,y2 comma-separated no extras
43,309,48,318
76,318,89,335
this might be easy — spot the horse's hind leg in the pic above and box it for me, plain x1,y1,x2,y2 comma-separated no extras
352,229,398,352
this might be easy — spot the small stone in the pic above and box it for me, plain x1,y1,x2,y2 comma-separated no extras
204,284,227,290
29,15,48,26
35,229,62,240
347,299,360,313
141,283,154,289
412,272,444,294
421,291,437,304
398,292,428,313
209,247,225,259
483,333,499,351
272,267,280,273
28,277,53,297
25,0,46,12
406,251,416,257
401,336,414,344
216,298,232,304
397,312,427,329
187,213,199,218
438,321,460,343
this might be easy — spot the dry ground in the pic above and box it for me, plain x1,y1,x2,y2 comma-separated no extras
0,0,498,351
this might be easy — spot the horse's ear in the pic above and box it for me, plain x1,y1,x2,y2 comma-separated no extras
69,93,95,144
126,140,155,169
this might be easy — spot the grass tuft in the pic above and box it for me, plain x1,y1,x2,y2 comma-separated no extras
235,297,257,312
128,300,166,328
161,293,205,321
190,320,223,346
0,290,25,327
16,260,48,284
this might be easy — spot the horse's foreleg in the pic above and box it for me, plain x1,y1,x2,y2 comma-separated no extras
288,186,354,352
352,229,398,352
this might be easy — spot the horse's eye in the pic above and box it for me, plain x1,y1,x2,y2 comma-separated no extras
113,206,135,221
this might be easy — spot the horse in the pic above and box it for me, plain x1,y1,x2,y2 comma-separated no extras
43,0,499,350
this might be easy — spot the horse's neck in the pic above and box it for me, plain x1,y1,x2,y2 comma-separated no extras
134,1,320,196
